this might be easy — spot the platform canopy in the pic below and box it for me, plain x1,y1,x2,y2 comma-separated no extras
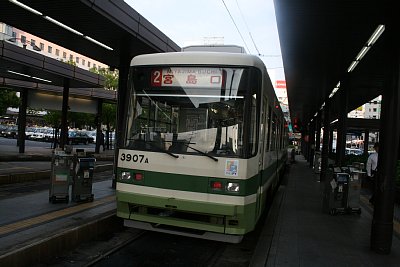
274,0,385,128
0,0,180,74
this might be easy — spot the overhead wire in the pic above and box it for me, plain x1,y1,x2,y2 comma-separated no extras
234,0,260,55
221,0,251,53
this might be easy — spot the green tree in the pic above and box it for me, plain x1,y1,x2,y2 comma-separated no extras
90,67,119,90
69,112,95,129
43,110,62,127
0,89,20,115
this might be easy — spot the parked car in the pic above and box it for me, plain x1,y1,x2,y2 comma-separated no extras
345,148,363,155
2,125,18,138
67,131,94,145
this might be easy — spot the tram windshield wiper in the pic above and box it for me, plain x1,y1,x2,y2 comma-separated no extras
133,139,179,159
172,140,218,162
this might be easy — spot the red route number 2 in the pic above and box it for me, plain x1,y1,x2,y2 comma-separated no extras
151,69,162,87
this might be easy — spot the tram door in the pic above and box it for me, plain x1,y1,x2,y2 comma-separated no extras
255,97,269,219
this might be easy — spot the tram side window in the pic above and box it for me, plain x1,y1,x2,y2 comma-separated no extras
266,106,272,152
247,71,261,157
248,93,258,156
277,120,282,149
270,113,277,151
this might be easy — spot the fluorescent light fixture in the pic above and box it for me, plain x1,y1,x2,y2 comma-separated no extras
9,0,42,15
44,16,83,36
7,70,30,78
329,92,335,98
367,25,385,47
347,60,359,72
356,46,370,61
310,118,314,122
7,70,52,83
136,93,244,99
314,112,318,117
336,82,340,88
332,87,339,94
330,119,338,124
84,36,113,51
31,76,52,83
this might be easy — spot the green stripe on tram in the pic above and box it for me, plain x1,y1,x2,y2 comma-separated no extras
117,168,261,196
117,158,282,196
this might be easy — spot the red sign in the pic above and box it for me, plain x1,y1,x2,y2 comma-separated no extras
275,80,286,88
151,69,162,86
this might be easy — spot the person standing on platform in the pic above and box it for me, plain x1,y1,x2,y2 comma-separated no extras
366,142,379,204
99,131,105,151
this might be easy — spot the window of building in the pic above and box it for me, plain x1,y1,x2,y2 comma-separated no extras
373,108,377,112
12,32,16,38
76,57,80,64
21,35,26,43
30,39,35,46
63,52,67,58
40,43,44,50
82,59,85,66
93,64,97,69
48,46,52,54
70,54,73,61
55,49,59,56
88,61,91,68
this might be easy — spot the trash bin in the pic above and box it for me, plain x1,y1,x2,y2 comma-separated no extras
49,149,74,203
72,153,96,202
314,151,321,173
322,168,350,215
347,169,365,214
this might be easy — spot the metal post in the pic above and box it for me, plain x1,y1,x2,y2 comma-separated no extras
315,113,321,152
336,81,348,166
329,129,334,155
60,78,70,149
18,88,28,153
363,130,370,157
309,121,315,168
320,101,330,182
95,99,103,153
113,46,131,189
303,129,309,160
371,19,400,254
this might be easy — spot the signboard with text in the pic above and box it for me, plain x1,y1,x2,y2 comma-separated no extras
151,68,223,89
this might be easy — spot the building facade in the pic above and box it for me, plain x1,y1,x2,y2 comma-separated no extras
0,22,108,71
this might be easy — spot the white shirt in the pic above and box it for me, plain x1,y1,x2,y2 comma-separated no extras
366,152,378,177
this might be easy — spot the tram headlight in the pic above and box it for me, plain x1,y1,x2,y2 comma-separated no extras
226,182,240,192
121,171,132,180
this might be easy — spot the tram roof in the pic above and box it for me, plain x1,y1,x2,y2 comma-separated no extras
130,52,266,70
274,0,385,128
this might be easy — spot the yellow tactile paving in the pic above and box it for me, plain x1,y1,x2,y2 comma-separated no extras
0,195,115,236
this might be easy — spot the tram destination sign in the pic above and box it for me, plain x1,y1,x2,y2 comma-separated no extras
151,67,223,89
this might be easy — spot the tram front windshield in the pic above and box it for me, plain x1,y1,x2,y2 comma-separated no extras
125,66,258,158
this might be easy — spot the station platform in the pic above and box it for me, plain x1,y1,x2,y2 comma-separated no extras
1,143,400,266
251,155,400,266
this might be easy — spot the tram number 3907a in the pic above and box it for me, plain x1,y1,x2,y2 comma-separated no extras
120,153,149,163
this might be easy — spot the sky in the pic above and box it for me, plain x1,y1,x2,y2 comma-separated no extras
125,0,285,83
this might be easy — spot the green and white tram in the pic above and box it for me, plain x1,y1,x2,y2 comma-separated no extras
116,50,288,243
